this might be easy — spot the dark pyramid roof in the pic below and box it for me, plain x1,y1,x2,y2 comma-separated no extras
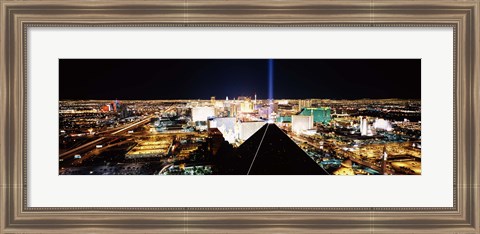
236,123,329,175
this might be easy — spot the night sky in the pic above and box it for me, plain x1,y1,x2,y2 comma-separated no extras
59,59,420,100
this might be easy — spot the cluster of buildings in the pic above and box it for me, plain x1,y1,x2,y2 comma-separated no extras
100,99,130,118
59,97,422,176
125,136,174,159
187,96,333,145
59,99,135,135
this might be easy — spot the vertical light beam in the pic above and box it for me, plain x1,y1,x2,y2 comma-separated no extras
268,59,274,101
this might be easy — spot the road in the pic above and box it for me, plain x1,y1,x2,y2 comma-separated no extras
59,137,106,159
111,117,152,135
69,138,136,166
289,133,391,174
60,116,152,159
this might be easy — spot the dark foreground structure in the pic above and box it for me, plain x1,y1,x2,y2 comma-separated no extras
214,124,329,175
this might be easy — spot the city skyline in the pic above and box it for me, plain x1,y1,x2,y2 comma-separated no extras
59,98,421,175
59,59,421,176
59,59,421,100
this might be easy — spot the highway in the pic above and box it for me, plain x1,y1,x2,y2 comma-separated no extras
69,138,135,166
111,117,152,135
59,116,152,159
59,137,106,159
158,163,173,175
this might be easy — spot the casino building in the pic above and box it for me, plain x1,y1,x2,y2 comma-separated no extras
299,107,332,124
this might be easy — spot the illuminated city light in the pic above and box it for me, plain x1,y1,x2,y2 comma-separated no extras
268,59,274,101
59,59,421,175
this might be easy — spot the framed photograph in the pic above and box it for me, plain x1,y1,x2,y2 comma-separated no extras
1,0,479,233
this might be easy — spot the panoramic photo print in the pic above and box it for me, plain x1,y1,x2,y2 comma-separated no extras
59,59,421,175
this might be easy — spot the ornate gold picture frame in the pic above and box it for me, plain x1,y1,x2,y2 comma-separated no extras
1,0,478,233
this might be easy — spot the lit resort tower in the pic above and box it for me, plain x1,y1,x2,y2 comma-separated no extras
240,98,254,113
300,107,331,124
359,116,368,136
382,145,388,175
268,99,276,123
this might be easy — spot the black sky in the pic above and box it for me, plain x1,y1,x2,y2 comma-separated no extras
59,59,421,100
